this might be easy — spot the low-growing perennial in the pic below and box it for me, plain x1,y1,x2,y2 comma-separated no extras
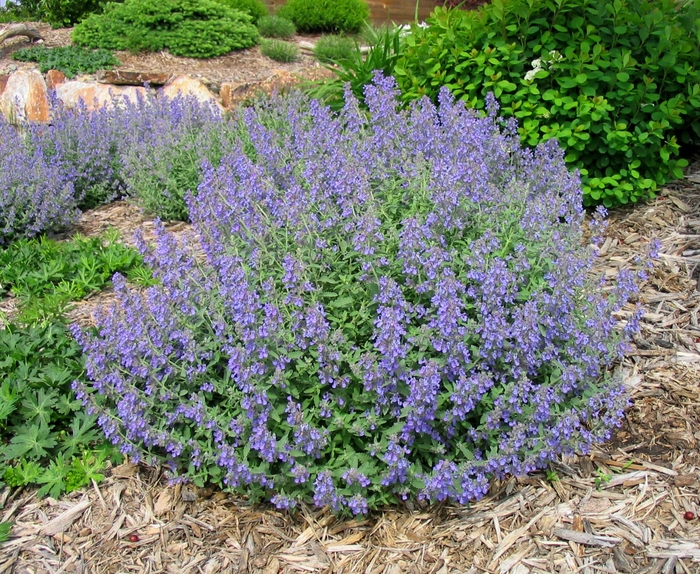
72,74,647,513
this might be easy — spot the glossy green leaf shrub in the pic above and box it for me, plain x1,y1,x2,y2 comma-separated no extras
260,39,300,62
72,0,259,58
277,0,369,33
213,0,268,23
257,15,296,39
12,45,120,78
395,0,700,207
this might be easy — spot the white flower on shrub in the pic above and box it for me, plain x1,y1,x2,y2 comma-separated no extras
398,22,429,37
524,50,564,82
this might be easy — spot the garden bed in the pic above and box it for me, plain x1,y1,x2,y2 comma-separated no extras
1,165,698,574
0,22,333,86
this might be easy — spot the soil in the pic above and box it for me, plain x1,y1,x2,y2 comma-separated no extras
0,22,335,87
1,21,700,574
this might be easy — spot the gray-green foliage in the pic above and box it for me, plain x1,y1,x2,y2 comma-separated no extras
257,14,296,39
72,0,260,58
260,39,300,62
313,34,356,64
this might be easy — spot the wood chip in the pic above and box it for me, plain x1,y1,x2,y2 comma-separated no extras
41,500,92,536
552,528,622,548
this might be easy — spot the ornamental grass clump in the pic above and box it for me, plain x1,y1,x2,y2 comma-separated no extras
72,74,648,513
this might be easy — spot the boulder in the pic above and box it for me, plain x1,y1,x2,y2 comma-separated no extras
0,74,8,97
45,69,66,90
97,70,172,86
55,81,149,111
160,75,222,110
0,69,50,123
220,70,301,109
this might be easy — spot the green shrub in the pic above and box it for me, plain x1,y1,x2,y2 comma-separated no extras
0,0,39,22
260,38,300,62
257,14,296,38
72,0,259,59
12,45,120,78
213,0,267,23
277,0,369,33
394,0,700,207
313,34,356,64
38,0,113,27
0,320,121,498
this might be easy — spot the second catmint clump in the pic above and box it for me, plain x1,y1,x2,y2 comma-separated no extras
73,74,645,514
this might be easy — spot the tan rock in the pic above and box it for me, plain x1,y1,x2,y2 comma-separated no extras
55,81,149,111
0,69,50,123
45,69,66,90
160,75,222,110
220,70,301,109
0,74,8,97
97,70,172,86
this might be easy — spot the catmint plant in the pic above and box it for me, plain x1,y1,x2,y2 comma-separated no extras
0,117,78,244
72,74,647,514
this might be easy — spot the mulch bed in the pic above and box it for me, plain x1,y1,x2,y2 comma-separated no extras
0,22,334,87
0,138,698,574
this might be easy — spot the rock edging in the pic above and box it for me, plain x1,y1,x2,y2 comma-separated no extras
0,67,305,123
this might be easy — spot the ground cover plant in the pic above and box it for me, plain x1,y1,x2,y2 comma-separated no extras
277,0,370,34
260,38,299,62
12,45,120,78
392,0,700,207
0,231,154,324
0,320,120,498
72,0,259,58
71,74,648,515
256,14,296,39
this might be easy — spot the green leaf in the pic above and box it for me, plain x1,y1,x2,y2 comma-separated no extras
4,425,57,461
36,454,70,499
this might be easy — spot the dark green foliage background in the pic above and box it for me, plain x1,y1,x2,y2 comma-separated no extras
394,0,700,207
213,0,268,23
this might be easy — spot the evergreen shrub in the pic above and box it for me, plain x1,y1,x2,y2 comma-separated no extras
72,0,259,58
